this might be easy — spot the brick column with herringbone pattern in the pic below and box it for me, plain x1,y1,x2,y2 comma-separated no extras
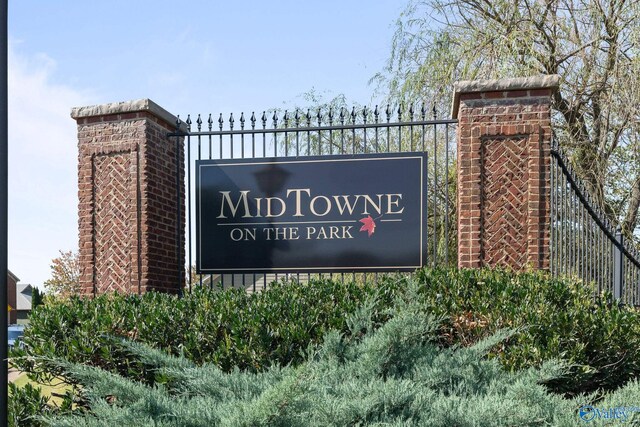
72,99,185,295
453,76,559,270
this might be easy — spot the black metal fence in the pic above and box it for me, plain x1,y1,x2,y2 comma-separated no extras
171,105,457,292
170,104,640,300
550,140,640,305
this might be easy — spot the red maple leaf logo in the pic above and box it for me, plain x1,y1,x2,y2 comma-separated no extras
359,215,376,237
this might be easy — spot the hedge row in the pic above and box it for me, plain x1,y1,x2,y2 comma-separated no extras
15,268,640,396
45,309,640,426
15,277,399,384
414,268,640,394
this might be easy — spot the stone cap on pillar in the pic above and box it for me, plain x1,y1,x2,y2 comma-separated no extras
451,75,560,119
71,98,186,131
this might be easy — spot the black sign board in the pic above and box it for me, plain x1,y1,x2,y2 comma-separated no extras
196,153,427,273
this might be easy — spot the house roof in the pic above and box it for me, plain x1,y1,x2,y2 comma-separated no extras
16,283,32,311
7,270,19,283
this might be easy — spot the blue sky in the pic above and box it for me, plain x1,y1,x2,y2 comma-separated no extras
8,0,406,288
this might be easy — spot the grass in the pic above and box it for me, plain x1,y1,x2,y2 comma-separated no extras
12,371,71,407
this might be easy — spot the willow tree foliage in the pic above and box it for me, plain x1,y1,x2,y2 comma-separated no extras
374,0,640,235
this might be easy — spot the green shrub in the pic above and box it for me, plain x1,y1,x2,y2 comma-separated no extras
16,278,400,384
8,383,49,427
7,381,75,427
41,302,606,427
412,268,640,395
16,268,640,397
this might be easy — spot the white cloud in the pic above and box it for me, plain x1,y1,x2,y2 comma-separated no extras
8,43,93,289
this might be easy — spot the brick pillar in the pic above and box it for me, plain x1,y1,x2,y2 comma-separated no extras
72,99,185,295
453,75,559,270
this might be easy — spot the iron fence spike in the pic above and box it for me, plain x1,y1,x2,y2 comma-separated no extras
250,112,256,129
207,113,213,131
374,105,379,123
350,106,356,124
261,111,267,128
240,112,245,129
385,104,391,122
218,113,223,130
186,114,192,131
229,113,234,130
196,114,202,131
421,102,426,120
